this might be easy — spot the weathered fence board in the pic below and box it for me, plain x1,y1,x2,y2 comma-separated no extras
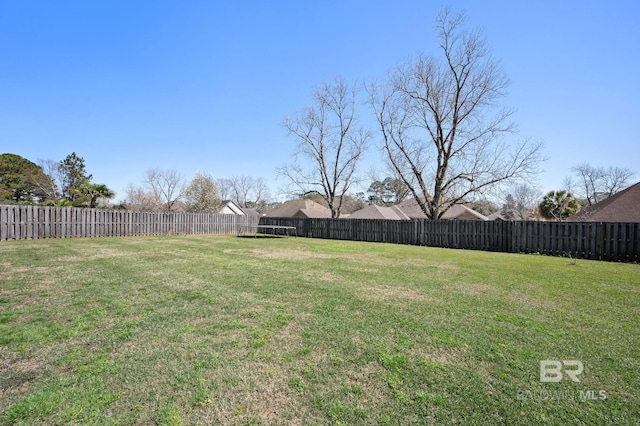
260,217,639,262
0,205,258,241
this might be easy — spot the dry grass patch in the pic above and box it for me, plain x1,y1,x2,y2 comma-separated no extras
196,366,303,425
411,344,469,368
452,282,494,297
0,345,56,404
1,264,64,275
359,284,434,303
340,250,459,269
223,248,336,261
342,360,389,403
505,288,559,310
302,270,338,283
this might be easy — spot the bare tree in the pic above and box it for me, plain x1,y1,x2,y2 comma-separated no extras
229,175,255,208
216,178,233,201
217,175,271,212
122,184,159,211
241,176,272,213
280,77,371,218
143,168,185,211
184,172,221,213
33,159,61,201
252,177,271,209
502,184,541,220
566,163,635,206
369,9,543,219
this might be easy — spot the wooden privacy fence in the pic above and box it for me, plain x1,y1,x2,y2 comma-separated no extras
260,217,640,262
0,205,259,240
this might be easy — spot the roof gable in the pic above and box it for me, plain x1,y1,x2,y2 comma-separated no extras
219,200,245,215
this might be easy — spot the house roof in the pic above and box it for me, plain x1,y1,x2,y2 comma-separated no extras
487,211,507,221
441,204,489,221
219,200,259,216
487,208,533,221
396,198,428,219
395,198,488,220
296,208,333,218
348,204,410,220
265,199,332,218
220,200,244,215
568,182,640,222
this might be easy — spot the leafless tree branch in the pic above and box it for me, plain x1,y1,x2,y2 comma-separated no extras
369,9,544,219
280,78,371,218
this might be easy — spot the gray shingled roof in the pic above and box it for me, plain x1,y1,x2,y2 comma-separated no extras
396,198,428,219
348,204,410,220
264,199,331,218
569,182,640,222
441,204,489,221
395,198,488,220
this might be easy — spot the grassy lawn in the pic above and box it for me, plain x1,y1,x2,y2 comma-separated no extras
0,235,638,425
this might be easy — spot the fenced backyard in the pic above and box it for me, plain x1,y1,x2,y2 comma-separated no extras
0,205,258,240
1,208,639,423
260,216,640,262
2,205,638,262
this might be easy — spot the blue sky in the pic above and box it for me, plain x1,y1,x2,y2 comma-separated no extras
1,0,639,203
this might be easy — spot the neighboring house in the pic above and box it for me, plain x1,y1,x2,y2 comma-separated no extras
264,199,332,218
487,211,508,221
396,198,428,219
395,198,488,220
348,204,410,220
441,204,489,221
487,209,534,221
568,182,640,222
219,200,259,216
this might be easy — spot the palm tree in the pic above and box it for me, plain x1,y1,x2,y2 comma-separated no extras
44,198,73,207
538,190,580,221
78,183,115,208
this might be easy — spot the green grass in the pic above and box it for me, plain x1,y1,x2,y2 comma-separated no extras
0,235,638,425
